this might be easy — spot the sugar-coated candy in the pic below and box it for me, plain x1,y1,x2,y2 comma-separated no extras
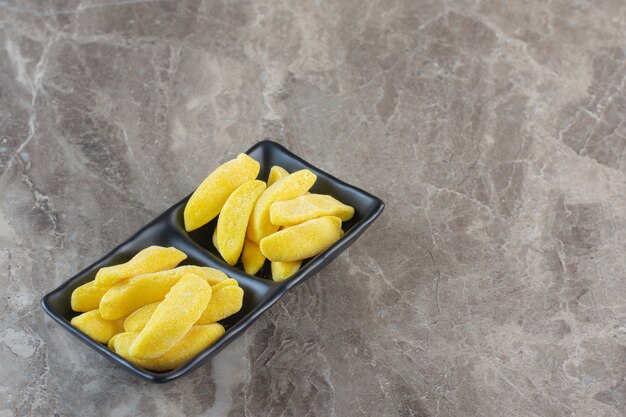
108,333,120,350
271,260,302,282
70,310,124,344
260,216,343,262
123,302,160,333
267,165,289,186
95,246,187,287
196,286,244,325
210,278,239,293
129,274,211,359
247,170,317,244
212,227,219,250
216,180,266,265
269,194,354,226
184,154,260,231
241,239,265,275
114,324,224,371
71,281,109,312
99,266,223,320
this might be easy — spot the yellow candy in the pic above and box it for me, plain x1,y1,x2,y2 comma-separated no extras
99,266,224,320
201,268,230,285
260,216,343,262
196,286,244,324
216,180,266,265
269,194,354,226
129,274,211,359
184,154,260,231
271,260,302,282
267,165,289,186
70,310,125,344
247,170,317,243
94,246,187,287
123,302,160,333
71,281,109,312
108,333,121,350
241,239,265,275
211,278,239,293
212,227,219,250
113,324,225,371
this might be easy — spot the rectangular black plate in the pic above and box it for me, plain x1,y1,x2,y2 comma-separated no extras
41,140,385,383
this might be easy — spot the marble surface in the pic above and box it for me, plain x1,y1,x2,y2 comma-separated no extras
1,0,626,416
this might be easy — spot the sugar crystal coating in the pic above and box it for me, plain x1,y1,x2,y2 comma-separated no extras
210,278,239,293
271,260,302,282
259,216,343,262
184,154,260,231
99,266,224,320
241,239,266,275
114,324,225,371
71,281,109,312
129,274,211,359
95,246,187,287
196,286,244,325
70,310,125,344
247,169,317,243
270,194,354,226
267,165,289,186
216,180,266,265
123,302,160,333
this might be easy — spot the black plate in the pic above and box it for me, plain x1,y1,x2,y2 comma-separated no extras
41,140,385,383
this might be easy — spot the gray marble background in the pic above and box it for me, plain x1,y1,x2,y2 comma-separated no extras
1,1,626,416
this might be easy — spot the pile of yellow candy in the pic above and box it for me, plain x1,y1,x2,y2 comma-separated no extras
183,154,355,281
69,246,244,371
